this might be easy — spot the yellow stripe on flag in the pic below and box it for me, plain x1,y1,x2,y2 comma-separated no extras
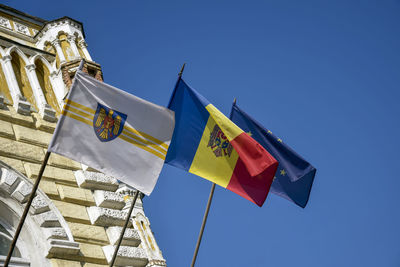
189,115,239,188
205,104,243,141
66,99,96,114
62,109,93,127
122,129,167,155
64,104,94,121
119,134,166,160
125,126,169,150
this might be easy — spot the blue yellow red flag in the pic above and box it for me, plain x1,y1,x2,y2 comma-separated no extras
230,103,316,208
166,79,278,206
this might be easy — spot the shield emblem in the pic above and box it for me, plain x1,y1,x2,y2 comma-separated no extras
93,103,127,142
207,124,233,157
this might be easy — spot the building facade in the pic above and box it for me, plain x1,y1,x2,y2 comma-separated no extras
0,4,166,267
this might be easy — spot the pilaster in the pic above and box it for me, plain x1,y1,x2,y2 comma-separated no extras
51,39,67,64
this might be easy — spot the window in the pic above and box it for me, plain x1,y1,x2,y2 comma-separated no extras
0,221,30,267
0,223,21,257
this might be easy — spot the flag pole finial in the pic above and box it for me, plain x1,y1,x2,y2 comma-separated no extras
233,98,237,105
178,63,186,77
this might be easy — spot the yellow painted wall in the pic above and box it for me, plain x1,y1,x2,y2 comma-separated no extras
45,43,59,69
35,59,61,114
59,34,74,62
0,53,13,104
10,51,37,109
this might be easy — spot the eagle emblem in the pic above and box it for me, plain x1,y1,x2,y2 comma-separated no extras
208,124,233,157
93,103,127,142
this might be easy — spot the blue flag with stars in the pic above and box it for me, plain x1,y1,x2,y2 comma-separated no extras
230,103,316,208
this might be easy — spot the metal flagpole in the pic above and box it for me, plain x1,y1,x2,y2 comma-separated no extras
190,98,237,267
109,190,141,267
4,152,51,267
4,59,87,267
190,183,216,267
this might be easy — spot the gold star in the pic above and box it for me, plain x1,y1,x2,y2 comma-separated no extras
267,130,272,134
247,131,252,136
277,138,282,143
280,169,286,176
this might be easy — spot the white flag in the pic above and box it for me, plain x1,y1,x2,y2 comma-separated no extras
48,70,175,195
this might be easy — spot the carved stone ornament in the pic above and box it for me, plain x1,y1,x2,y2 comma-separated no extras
0,16,12,29
13,22,30,36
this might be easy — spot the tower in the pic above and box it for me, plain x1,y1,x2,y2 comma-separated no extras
0,4,166,267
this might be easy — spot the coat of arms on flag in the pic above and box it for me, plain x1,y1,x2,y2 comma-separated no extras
93,103,127,142
208,124,233,157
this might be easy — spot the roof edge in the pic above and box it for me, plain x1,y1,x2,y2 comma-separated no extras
0,4,47,25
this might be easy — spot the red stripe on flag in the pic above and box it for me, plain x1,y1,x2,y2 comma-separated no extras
227,132,278,206
230,132,277,177
227,157,278,207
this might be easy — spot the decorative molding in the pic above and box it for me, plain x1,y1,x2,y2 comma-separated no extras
147,259,167,267
43,227,68,240
31,195,50,214
0,95,4,109
106,226,141,246
87,206,128,227
35,18,84,46
75,170,119,191
93,190,125,209
42,104,57,122
0,16,12,30
13,22,30,36
25,63,36,71
67,35,76,42
2,54,12,63
16,96,31,116
102,245,148,267
77,40,87,48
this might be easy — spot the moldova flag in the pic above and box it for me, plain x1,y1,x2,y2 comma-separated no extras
166,79,278,206
230,103,316,208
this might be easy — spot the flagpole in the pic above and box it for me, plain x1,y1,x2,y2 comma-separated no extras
178,63,186,78
4,152,51,266
190,182,216,267
109,189,141,267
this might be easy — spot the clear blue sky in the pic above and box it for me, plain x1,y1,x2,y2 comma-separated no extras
6,1,400,266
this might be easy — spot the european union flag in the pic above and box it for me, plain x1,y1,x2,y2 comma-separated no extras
230,103,316,208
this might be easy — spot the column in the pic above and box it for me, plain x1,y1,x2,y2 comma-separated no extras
1,55,30,114
78,40,92,61
25,64,56,121
67,35,80,60
51,39,66,64
49,70,67,106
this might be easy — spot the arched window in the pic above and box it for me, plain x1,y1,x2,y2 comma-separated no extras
35,59,61,114
10,51,37,110
44,42,59,69
0,223,22,257
0,220,30,267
